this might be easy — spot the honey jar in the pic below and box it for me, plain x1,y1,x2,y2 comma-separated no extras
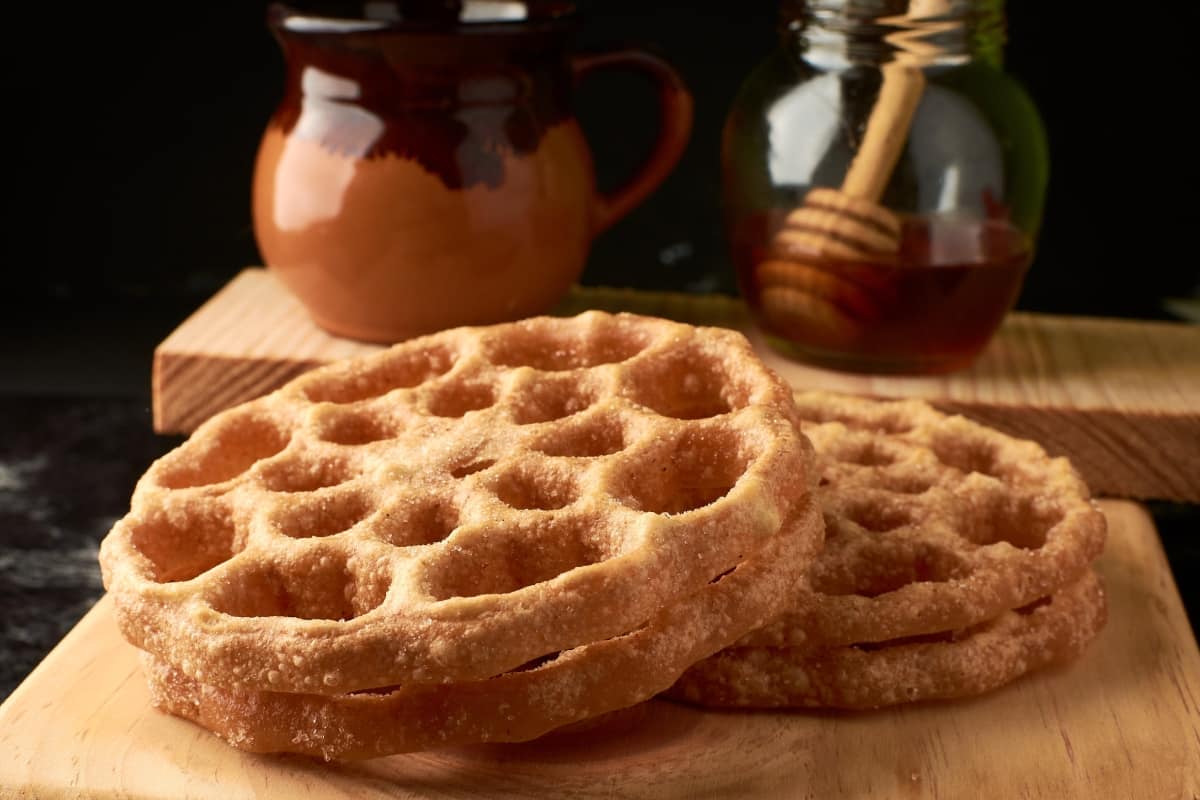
723,0,1047,373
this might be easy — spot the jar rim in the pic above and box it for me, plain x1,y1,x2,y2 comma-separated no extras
777,0,1004,68
268,1,577,36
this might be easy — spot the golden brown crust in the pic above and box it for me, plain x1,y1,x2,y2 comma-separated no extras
668,569,1107,710
100,311,817,695
737,391,1107,651
141,494,824,759
668,392,1108,712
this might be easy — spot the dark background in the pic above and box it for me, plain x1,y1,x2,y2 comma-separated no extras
2,1,1196,335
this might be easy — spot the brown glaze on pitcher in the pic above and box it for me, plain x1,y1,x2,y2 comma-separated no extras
254,2,693,342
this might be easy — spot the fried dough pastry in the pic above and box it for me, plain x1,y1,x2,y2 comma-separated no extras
99,311,819,701
670,570,1106,709
141,493,823,759
669,391,1107,710
738,391,1106,650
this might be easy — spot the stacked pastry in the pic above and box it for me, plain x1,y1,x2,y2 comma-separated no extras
98,313,1108,759
98,312,825,759
669,391,1108,709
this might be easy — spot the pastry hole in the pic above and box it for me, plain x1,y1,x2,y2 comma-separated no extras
272,490,374,538
796,402,916,434
613,426,748,514
533,414,626,458
828,437,900,467
963,493,1059,550
422,514,613,600
301,344,456,403
841,498,916,533
708,565,737,585
207,551,389,621
425,382,497,417
491,465,579,510
508,652,563,673
1016,595,1054,614
816,542,970,598
624,349,749,419
313,407,403,446
873,470,935,494
855,629,959,651
155,407,290,489
259,453,355,493
510,377,598,425
486,317,651,371
929,430,1006,479
373,497,460,547
127,503,242,583
347,686,401,697
450,458,496,479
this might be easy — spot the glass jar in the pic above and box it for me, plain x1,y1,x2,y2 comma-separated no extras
723,0,1047,373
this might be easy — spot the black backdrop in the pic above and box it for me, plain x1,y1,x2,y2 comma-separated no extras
3,1,1195,322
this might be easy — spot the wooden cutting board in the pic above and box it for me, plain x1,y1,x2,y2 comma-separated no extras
152,269,1200,502
2,501,1197,799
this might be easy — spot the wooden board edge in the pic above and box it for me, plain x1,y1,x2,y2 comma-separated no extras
934,401,1200,503
153,350,326,434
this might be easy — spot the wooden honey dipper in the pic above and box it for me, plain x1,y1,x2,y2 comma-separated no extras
757,0,954,347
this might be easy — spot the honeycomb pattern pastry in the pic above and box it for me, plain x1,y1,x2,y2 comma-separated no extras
670,570,1106,709
139,492,824,759
99,311,818,696
736,391,1107,651
667,391,1107,710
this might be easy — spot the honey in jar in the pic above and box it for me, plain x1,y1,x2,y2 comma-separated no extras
731,209,1033,373
722,0,1048,373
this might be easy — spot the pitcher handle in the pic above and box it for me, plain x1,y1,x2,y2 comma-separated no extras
572,49,694,235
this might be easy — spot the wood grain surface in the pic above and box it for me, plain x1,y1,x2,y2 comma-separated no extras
1,501,1197,800
152,269,1200,502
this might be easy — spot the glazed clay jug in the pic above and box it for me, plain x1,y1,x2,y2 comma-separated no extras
254,1,693,342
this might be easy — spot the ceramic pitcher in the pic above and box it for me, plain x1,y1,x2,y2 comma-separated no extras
254,1,693,342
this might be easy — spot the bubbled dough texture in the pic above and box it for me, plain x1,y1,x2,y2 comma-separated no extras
738,391,1107,650
669,391,1108,710
99,311,817,695
670,570,1107,709
142,493,826,760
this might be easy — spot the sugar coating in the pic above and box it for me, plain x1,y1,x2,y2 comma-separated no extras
99,311,817,698
670,569,1107,709
141,491,825,759
734,391,1107,651
668,391,1108,710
